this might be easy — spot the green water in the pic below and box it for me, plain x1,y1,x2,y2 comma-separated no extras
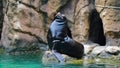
0,53,120,68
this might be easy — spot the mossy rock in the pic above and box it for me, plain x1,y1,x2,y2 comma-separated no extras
0,48,4,54
66,59,83,64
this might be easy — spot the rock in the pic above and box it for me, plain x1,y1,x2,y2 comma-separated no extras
73,0,120,45
42,51,60,63
42,51,75,64
73,0,90,42
0,41,2,47
86,45,120,58
96,0,120,46
98,51,112,58
105,46,120,55
60,0,77,31
116,54,120,60
60,0,77,22
38,44,48,51
83,43,98,55
19,0,41,10
0,0,3,39
40,0,69,18
0,47,4,54
1,0,46,53
91,46,106,55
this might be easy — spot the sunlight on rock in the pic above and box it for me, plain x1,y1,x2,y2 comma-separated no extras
14,34,19,40
83,43,98,54
105,46,120,55
13,21,22,30
17,3,25,10
91,46,106,55
101,11,107,17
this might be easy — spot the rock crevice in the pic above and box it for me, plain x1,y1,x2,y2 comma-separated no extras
13,29,46,44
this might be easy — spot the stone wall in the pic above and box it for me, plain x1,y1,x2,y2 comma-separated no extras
95,0,120,46
0,0,120,53
73,0,93,42
1,0,48,53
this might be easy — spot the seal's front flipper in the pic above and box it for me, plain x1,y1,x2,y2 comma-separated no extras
52,50,65,63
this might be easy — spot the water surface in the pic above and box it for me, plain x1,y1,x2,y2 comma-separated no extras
0,54,120,68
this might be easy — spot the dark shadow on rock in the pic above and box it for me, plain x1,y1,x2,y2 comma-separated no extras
0,0,3,40
41,0,48,5
88,9,106,45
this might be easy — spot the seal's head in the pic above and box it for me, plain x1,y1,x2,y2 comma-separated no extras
54,12,66,21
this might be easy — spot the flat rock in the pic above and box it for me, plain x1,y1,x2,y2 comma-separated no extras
83,43,98,55
105,46,120,55
91,46,106,55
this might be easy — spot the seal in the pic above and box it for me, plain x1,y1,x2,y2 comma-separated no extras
47,12,84,59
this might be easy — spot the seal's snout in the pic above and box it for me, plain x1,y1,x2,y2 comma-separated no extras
55,12,65,20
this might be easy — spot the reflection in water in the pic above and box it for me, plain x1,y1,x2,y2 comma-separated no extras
0,54,120,68
84,64,120,68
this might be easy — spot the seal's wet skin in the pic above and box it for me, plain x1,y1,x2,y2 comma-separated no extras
47,12,84,61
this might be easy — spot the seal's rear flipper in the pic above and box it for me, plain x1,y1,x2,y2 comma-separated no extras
52,50,65,63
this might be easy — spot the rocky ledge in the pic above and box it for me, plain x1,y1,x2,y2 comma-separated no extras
42,43,120,64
